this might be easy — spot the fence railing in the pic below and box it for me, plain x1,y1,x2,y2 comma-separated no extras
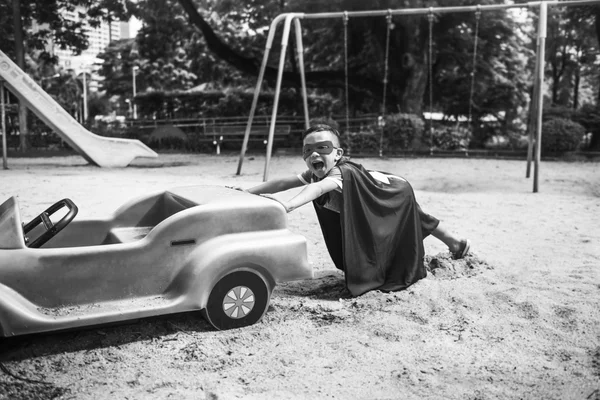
124,114,385,140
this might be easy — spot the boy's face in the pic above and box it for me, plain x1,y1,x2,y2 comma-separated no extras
302,130,344,178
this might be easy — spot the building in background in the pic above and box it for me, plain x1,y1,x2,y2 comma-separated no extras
36,7,131,92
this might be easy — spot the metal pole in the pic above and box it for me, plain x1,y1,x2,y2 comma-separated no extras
300,3,531,19
1,80,7,169
263,14,295,182
237,14,288,175
82,70,88,122
132,66,138,120
293,18,310,129
533,1,548,193
294,1,599,20
526,43,540,178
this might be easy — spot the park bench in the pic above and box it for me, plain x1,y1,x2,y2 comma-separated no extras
209,125,291,154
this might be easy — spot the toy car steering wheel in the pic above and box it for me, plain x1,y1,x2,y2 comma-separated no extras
23,199,78,248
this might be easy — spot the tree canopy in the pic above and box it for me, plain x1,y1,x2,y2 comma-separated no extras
0,0,136,62
3,0,600,148
166,0,534,124
1,0,137,148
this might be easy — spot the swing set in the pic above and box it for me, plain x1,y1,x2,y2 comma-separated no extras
234,0,600,193
344,7,479,157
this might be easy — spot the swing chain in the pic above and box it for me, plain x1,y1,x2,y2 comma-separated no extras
427,8,434,154
379,9,393,158
468,6,482,127
382,10,392,110
343,12,350,136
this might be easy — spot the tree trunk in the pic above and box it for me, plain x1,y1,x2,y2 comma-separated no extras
596,6,600,105
550,60,558,104
12,0,29,152
589,6,600,150
573,61,580,110
550,47,568,106
393,16,429,115
398,52,428,114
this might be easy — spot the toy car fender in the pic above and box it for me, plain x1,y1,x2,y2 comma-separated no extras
174,229,310,307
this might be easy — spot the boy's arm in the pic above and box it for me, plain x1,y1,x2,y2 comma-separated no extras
246,175,304,194
262,179,338,212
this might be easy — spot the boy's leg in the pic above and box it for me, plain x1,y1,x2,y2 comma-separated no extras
431,224,470,258
414,202,470,258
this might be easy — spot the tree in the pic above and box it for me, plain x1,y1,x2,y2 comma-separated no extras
0,0,136,150
97,39,138,99
568,6,598,110
11,0,29,151
433,3,531,135
596,6,600,105
542,3,599,148
546,5,596,108
592,5,600,150
173,0,531,125
98,0,253,116
46,71,84,119
134,0,200,91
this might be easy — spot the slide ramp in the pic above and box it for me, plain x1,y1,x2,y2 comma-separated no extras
0,50,157,167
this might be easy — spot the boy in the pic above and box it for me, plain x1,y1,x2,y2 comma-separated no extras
244,124,470,296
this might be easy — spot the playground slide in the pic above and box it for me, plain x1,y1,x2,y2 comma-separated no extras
0,50,157,167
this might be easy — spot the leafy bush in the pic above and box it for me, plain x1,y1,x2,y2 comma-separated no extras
425,124,471,151
148,136,187,151
574,104,600,130
469,120,502,149
344,126,387,155
136,89,337,119
484,131,529,150
92,120,130,137
383,113,425,150
543,106,574,122
484,135,511,150
541,118,585,153
210,91,248,117
509,133,530,150
337,113,425,154
573,104,600,150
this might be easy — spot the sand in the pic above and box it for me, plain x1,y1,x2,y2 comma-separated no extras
0,153,598,400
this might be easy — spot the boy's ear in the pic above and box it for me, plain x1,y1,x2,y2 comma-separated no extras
335,147,344,160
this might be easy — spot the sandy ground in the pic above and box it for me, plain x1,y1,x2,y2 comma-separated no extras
0,153,598,400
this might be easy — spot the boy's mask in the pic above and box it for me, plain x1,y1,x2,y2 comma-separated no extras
302,141,336,160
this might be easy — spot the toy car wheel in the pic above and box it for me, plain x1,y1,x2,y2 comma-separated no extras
203,270,270,330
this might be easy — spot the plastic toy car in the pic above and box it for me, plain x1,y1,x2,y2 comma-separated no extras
0,186,311,336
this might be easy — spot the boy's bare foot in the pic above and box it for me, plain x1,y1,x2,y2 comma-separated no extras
452,239,471,259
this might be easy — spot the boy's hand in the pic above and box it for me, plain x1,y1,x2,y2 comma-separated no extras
259,194,290,213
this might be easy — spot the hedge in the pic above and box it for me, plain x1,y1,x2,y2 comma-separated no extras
541,118,585,153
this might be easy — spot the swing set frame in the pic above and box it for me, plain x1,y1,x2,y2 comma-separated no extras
234,0,600,193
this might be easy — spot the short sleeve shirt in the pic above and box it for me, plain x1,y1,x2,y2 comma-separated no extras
297,167,406,213
298,167,344,212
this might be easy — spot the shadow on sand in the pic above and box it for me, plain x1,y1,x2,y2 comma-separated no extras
0,311,212,363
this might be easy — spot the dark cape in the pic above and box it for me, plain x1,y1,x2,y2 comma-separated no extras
313,160,439,296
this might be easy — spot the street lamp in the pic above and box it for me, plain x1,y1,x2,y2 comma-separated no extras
82,69,88,122
1,79,7,170
132,66,139,119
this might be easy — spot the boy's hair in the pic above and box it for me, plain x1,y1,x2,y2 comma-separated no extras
302,124,341,145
